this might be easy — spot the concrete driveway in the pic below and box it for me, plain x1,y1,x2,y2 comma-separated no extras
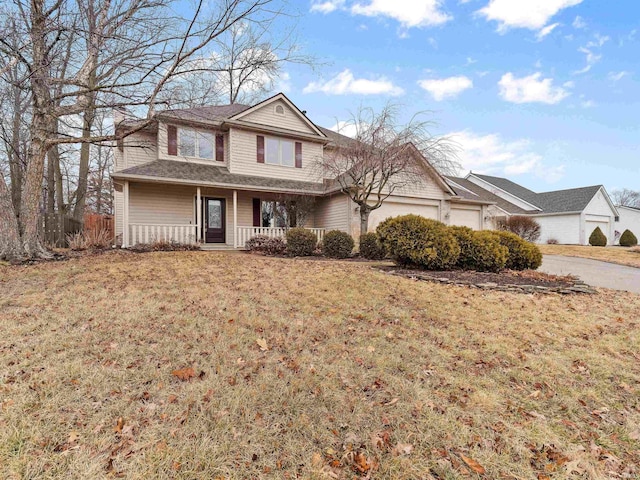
540,255,640,294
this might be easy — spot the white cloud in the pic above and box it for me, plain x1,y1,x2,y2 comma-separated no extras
329,120,360,138
608,71,628,82
574,34,608,74
350,0,452,28
418,76,473,101
477,0,582,32
450,130,565,182
572,15,586,29
310,0,344,13
302,69,404,96
498,72,570,104
536,22,560,41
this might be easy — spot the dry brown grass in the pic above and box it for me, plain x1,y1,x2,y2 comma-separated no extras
1,251,639,479
539,244,640,269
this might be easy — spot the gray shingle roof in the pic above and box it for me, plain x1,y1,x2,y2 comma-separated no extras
472,173,605,214
446,176,533,214
157,104,251,123
473,173,540,206
113,160,325,194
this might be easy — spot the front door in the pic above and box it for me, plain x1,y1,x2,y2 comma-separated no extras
204,198,225,243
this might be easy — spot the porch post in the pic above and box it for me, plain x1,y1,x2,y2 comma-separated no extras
196,187,202,242
123,180,130,247
233,190,238,248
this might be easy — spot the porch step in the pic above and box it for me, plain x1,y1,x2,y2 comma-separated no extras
200,244,243,251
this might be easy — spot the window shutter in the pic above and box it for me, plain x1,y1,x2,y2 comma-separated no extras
216,134,224,162
252,198,261,227
256,135,265,163
295,142,302,168
167,125,177,156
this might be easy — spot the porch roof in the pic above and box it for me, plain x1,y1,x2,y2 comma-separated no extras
112,160,326,195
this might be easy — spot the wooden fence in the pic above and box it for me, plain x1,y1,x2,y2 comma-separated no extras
41,214,82,248
84,213,114,237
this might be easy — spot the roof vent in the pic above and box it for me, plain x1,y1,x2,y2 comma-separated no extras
274,104,285,115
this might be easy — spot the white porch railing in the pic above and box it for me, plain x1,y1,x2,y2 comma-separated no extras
129,224,198,246
235,226,325,248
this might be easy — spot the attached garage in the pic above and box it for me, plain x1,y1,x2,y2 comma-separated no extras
368,201,439,231
450,205,482,230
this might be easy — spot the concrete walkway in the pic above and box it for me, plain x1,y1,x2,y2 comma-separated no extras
540,255,640,294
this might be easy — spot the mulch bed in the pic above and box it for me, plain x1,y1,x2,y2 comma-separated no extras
377,266,594,294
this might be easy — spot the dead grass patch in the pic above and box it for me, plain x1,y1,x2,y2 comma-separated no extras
1,251,639,479
539,244,640,268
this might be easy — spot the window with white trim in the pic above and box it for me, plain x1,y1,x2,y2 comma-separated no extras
265,137,294,167
179,128,214,160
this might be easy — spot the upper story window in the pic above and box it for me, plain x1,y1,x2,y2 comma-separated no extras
265,137,295,167
274,104,285,115
168,125,224,161
180,128,214,159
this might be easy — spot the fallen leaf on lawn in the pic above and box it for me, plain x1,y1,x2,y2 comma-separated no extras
168,394,178,404
114,417,125,433
311,452,323,468
384,398,399,406
353,452,373,473
459,453,486,474
367,345,375,352
68,431,80,443
392,442,413,456
172,367,195,381
256,338,269,351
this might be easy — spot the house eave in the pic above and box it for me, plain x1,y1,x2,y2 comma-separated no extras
110,172,326,196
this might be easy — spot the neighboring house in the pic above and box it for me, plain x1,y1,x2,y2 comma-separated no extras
446,173,619,245
111,93,494,248
615,206,640,243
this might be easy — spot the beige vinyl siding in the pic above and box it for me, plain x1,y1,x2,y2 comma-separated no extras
238,99,317,134
368,197,440,231
314,194,349,233
122,132,156,169
382,166,448,200
228,127,324,182
157,123,228,166
129,183,195,225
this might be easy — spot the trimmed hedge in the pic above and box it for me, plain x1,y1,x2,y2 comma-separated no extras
619,229,638,247
449,226,508,272
322,230,355,258
359,232,386,260
245,235,286,255
286,228,317,256
377,215,460,270
490,230,542,270
589,226,607,247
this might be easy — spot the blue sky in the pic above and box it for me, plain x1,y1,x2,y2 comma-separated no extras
275,0,639,194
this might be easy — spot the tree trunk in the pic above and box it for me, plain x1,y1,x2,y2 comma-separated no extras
0,175,22,261
360,207,371,236
9,85,23,223
73,66,96,222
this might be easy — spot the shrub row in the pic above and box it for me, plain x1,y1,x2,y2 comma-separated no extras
246,228,355,258
375,214,542,271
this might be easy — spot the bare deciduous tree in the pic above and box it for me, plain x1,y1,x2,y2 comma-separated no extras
321,104,458,235
611,188,640,208
0,0,290,260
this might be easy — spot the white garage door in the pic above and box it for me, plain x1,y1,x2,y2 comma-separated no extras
450,207,482,230
369,202,439,231
586,220,610,244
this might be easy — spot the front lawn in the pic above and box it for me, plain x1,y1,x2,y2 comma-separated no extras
539,244,640,268
1,252,639,479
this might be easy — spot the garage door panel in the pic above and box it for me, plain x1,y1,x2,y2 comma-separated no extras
450,207,482,230
369,202,439,230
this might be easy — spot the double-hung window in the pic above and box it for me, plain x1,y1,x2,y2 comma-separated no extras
265,138,295,167
179,128,214,160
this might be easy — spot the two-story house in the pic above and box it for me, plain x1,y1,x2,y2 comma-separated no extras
112,93,495,248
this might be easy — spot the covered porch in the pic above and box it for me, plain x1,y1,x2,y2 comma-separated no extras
117,180,326,249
